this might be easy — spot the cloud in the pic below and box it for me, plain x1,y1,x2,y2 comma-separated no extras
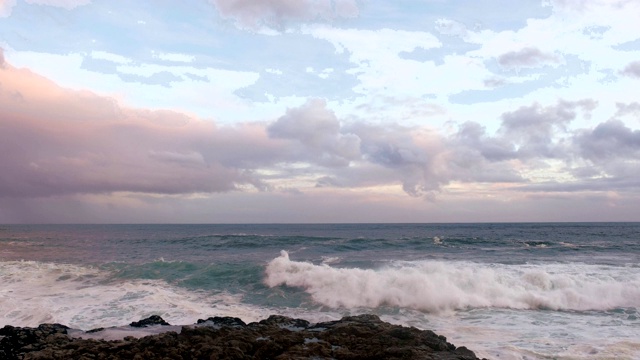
351,122,444,197
453,121,516,162
497,47,560,69
621,61,640,79
546,0,590,11
24,0,91,10
268,98,361,167
546,0,632,12
483,77,507,88
0,59,463,201
574,119,640,162
491,100,597,162
210,0,358,30
2,55,639,206
0,0,16,17
0,0,90,16
0,62,275,198
615,102,640,118
434,18,468,37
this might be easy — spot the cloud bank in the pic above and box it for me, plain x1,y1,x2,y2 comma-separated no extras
2,56,640,209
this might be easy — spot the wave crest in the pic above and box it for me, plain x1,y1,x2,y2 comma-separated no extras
264,251,640,313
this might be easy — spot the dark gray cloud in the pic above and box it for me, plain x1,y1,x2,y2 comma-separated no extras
498,99,596,158
268,98,361,167
621,61,640,78
454,121,516,162
574,119,640,162
498,47,559,69
346,122,447,198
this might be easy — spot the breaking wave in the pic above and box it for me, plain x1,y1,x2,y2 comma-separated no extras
265,251,640,313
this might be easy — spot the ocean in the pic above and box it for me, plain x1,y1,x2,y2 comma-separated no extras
1,223,638,359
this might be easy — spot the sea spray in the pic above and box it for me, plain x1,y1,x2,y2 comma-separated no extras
265,250,640,312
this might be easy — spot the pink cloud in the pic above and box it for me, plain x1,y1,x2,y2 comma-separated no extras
0,62,278,198
0,0,16,18
2,56,639,211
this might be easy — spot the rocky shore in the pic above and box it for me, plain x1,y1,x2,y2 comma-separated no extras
0,314,485,359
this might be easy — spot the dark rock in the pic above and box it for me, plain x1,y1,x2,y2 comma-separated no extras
0,314,486,359
129,315,170,327
0,323,69,360
255,315,310,329
196,316,246,327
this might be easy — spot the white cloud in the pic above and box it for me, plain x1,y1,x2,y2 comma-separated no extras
0,0,83,18
25,0,91,10
0,0,16,18
305,26,441,61
152,52,196,63
318,68,333,79
91,51,132,65
435,18,468,37
303,26,466,101
211,0,358,31
4,48,263,123
265,68,283,75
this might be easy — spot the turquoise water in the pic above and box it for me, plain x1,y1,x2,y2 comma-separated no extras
1,223,639,359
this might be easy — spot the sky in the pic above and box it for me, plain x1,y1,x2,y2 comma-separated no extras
1,0,640,223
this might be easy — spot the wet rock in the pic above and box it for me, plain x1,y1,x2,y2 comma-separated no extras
129,315,170,327
255,314,310,329
197,316,247,327
0,314,486,359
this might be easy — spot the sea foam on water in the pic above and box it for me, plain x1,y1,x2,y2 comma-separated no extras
0,260,270,330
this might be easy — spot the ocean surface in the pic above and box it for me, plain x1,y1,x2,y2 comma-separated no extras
1,223,639,359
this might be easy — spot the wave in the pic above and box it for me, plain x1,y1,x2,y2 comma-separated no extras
264,251,640,313
0,260,272,330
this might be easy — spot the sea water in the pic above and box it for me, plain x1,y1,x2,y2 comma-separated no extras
0,223,638,359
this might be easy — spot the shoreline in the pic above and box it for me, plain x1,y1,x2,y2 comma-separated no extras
0,314,485,359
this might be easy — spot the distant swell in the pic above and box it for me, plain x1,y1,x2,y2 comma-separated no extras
265,251,640,313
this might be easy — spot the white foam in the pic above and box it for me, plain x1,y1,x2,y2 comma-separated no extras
321,256,341,264
265,251,640,313
0,261,274,330
68,325,184,341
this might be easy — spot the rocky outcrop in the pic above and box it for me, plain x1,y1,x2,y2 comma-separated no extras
0,314,485,359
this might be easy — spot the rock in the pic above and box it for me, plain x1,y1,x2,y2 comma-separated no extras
197,316,247,327
255,315,310,329
0,314,486,359
129,315,170,327
0,323,70,360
